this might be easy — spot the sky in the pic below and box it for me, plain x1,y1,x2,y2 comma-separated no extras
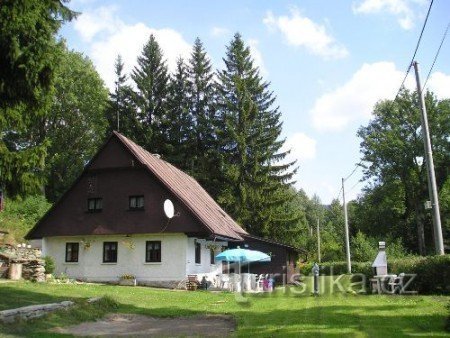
60,0,450,204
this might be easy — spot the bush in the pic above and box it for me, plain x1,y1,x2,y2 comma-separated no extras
44,255,55,274
301,255,450,294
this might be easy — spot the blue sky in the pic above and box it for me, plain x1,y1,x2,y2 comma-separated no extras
60,0,450,204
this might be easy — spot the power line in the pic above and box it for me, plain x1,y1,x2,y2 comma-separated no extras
422,21,450,91
348,180,362,195
394,0,434,100
344,161,362,182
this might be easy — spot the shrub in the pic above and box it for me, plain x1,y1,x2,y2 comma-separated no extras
44,255,55,274
303,255,450,294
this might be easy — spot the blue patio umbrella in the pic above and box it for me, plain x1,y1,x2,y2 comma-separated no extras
216,248,271,282
215,248,271,263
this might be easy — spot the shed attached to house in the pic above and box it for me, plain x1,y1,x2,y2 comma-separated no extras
229,234,304,284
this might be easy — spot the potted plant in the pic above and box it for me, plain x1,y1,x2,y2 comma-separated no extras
119,274,137,286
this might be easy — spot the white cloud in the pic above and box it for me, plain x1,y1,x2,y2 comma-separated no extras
283,132,317,162
310,62,417,131
352,0,426,30
74,5,120,42
426,72,450,98
210,27,229,37
73,6,192,90
247,39,268,77
263,9,348,59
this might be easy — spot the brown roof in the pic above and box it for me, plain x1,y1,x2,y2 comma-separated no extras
113,132,247,240
242,234,306,253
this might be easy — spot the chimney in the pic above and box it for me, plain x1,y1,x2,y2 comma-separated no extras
372,241,388,276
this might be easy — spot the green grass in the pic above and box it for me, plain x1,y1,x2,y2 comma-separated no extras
0,277,449,337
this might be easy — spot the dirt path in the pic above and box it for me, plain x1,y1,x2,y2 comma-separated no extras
52,313,236,337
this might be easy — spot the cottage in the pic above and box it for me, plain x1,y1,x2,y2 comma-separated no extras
26,132,248,288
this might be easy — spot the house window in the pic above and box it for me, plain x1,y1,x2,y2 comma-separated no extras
65,243,79,262
103,242,118,263
129,195,144,210
145,241,161,262
210,248,215,264
87,198,102,212
195,241,201,264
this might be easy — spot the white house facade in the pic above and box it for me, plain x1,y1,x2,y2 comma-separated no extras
28,132,246,288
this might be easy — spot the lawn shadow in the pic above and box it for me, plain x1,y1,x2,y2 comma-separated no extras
0,284,71,311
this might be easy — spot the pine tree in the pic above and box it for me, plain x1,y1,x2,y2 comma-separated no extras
131,34,170,155
106,55,140,139
186,38,219,195
216,33,298,238
165,57,192,168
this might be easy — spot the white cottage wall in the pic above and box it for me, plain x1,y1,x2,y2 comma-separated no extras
44,233,188,285
186,238,226,279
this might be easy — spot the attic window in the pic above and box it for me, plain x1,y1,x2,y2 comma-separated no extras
87,198,102,212
129,195,144,210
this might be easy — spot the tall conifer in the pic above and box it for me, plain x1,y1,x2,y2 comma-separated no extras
216,33,298,238
131,34,169,154
186,38,219,195
166,57,192,168
106,55,140,138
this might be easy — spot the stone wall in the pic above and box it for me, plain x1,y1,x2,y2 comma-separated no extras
0,301,74,323
0,244,45,282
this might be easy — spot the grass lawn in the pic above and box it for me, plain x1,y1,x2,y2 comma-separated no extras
0,277,449,337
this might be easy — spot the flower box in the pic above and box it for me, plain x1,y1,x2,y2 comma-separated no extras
119,278,137,286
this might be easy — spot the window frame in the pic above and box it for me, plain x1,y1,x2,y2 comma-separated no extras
145,241,162,263
195,241,201,264
65,242,79,263
129,195,145,211
103,241,118,263
87,197,102,212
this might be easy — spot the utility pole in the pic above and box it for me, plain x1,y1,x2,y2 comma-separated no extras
317,217,321,263
413,61,445,255
342,178,352,273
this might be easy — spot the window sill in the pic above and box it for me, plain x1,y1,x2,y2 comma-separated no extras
101,262,117,265
85,210,102,214
195,263,202,266
143,262,162,265
63,262,79,265
127,209,145,212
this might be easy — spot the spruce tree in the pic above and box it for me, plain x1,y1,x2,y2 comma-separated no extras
131,34,170,155
166,57,192,168
106,55,140,139
216,33,298,238
186,38,219,195
0,0,75,197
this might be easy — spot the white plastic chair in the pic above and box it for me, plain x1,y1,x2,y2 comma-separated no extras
219,274,230,290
